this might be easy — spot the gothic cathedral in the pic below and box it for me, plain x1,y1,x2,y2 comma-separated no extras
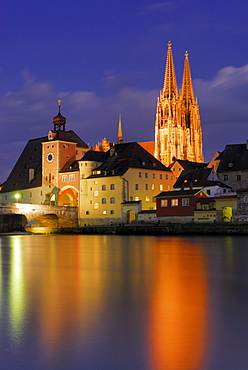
154,42,204,167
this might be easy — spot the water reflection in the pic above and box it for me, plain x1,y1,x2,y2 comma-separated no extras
0,234,248,369
148,238,208,370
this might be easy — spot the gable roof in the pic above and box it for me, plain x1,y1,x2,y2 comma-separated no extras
217,143,248,172
156,189,208,198
171,159,208,170
88,142,171,178
0,137,44,192
174,168,213,188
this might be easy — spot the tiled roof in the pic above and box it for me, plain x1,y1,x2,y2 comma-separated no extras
80,150,106,162
44,130,89,148
172,159,208,170
0,137,44,192
156,189,204,198
88,142,171,178
217,143,248,172
60,160,79,173
173,168,212,188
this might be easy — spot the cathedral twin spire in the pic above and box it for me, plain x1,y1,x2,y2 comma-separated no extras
155,42,204,166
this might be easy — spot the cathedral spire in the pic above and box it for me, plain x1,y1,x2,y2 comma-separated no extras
181,51,195,107
163,41,178,99
117,113,123,144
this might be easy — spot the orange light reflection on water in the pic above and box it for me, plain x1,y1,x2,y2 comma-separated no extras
148,237,208,370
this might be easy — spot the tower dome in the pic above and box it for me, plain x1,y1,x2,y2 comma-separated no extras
53,100,66,131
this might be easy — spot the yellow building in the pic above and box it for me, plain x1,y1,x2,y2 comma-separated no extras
154,42,204,167
194,195,237,222
78,143,175,225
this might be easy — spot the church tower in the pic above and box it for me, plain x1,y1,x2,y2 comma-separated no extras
154,42,204,166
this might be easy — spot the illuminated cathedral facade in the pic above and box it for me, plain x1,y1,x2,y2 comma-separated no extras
154,42,204,167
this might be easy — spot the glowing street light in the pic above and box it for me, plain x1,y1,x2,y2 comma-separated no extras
14,193,21,203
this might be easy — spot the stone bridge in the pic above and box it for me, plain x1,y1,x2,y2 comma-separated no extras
0,202,78,231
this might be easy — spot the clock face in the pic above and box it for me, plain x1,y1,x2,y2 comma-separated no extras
46,152,54,163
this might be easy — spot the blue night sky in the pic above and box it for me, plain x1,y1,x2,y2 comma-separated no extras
1,0,248,182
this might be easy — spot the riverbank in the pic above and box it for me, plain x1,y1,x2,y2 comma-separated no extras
57,222,248,236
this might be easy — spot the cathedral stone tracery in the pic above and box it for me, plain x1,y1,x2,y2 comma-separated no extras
154,42,204,167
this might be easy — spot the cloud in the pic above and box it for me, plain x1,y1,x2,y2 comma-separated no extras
1,63,248,182
195,64,248,160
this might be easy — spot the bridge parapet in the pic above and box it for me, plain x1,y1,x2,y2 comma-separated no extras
0,202,78,224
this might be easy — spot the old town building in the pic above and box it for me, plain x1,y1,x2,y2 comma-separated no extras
154,42,204,167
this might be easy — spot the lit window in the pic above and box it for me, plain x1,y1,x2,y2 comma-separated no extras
145,196,150,203
171,199,178,207
151,184,155,190
110,197,115,204
62,175,68,182
94,180,98,185
160,184,163,191
134,196,139,201
103,211,107,215
69,174,75,181
161,199,168,207
182,198,189,206
135,184,139,190
94,191,99,197
110,184,115,190
102,198,106,204
102,185,106,190
93,203,99,209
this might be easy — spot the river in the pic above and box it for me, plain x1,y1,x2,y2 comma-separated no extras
0,234,248,369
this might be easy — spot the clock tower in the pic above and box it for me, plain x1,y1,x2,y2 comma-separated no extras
42,102,77,204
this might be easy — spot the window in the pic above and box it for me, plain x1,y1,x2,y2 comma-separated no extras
203,205,208,210
110,184,115,190
145,184,148,190
182,198,189,206
110,197,115,204
93,203,99,209
160,174,162,179
103,211,107,215
237,175,241,181
130,196,133,201
62,175,68,182
94,191,99,197
159,184,163,191
30,192,32,198
69,174,75,181
142,161,146,166
223,175,228,181
138,172,142,178
244,196,248,203
86,211,89,215
207,190,211,195
171,199,178,207
161,199,168,207
145,196,150,203
94,180,98,185
145,173,148,178
135,184,139,190
110,210,114,215
151,184,155,191
166,174,168,180
134,196,139,201
102,198,106,204
153,173,156,179
102,185,106,191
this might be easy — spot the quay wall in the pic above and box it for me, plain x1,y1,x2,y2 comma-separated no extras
59,222,248,236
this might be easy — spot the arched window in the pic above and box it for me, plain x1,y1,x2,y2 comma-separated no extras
110,184,115,190
110,197,115,204
93,203,99,209
102,198,106,204
135,184,139,190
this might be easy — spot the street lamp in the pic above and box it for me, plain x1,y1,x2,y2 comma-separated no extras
14,193,21,203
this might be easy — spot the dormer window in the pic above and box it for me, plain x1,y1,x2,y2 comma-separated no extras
142,161,146,166
228,162,234,168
